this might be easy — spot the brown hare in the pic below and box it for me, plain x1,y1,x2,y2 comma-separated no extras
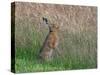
39,17,59,61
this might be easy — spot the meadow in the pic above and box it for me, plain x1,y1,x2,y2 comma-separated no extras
13,2,97,73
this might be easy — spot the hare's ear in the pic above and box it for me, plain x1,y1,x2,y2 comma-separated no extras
42,17,51,29
42,17,48,24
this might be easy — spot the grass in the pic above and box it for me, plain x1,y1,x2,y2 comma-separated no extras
15,27,97,73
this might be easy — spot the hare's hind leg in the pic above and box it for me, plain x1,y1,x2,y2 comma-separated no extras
47,49,53,60
43,49,53,61
40,49,53,61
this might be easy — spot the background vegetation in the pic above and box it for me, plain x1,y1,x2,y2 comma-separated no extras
14,2,97,73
